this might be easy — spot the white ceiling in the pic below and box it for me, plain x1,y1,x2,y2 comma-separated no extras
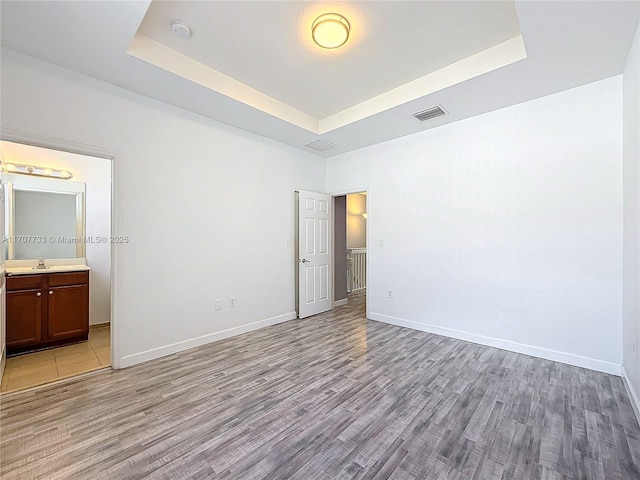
137,1,521,119
1,1,638,157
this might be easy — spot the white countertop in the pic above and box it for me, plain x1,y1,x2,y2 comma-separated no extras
6,265,91,276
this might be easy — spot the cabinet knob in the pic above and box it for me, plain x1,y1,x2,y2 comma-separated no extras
36,292,42,297
49,291,53,295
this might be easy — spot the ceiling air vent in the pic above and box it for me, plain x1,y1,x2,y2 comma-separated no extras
413,105,447,122
304,139,337,152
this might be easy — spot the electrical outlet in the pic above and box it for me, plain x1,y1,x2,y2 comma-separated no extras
378,239,384,247
387,290,393,299
229,296,236,308
214,299,222,311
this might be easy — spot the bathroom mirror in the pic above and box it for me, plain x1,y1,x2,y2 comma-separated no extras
4,173,86,260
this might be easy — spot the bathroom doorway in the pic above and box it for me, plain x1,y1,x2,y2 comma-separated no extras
332,190,368,317
0,140,113,393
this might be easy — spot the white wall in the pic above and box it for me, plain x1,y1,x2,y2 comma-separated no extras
1,141,112,325
346,193,367,249
0,49,325,366
623,23,640,416
327,77,624,374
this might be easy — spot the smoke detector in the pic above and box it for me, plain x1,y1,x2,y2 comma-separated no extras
171,21,191,39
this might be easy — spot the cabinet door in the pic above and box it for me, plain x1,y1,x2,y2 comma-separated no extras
6,289,42,348
47,285,89,341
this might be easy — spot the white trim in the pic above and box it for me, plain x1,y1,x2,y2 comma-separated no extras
128,35,319,134
0,284,5,380
110,147,123,369
128,34,526,136
120,312,297,368
333,298,348,307
369,312,622,376
622,366,640,425
329,187,371,197
319,36,527,134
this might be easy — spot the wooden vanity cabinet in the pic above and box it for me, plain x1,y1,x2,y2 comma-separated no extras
6,271,89,355
5,279,42,350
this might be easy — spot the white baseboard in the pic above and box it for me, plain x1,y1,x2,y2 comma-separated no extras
622,366,640,424
333,298,348,307
368,312,622,376
0,347,5,381
120,312,297,368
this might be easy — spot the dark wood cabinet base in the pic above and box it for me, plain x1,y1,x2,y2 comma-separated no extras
7,334,89,357
6,270,89,356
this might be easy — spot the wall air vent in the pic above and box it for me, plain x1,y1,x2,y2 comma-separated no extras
304,139,337,152
413,105,447,122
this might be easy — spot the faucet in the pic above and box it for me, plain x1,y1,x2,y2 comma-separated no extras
35,257,47,269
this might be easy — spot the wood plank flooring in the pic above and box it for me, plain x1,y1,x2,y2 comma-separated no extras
1,291,639,479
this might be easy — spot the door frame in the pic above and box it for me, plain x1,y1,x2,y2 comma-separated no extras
330,187,370,319
0,127,123,369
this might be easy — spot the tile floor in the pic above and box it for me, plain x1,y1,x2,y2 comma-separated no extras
0,324,110,393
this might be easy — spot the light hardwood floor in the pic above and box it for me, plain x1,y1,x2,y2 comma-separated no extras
1,292,639,479
0,324,110,393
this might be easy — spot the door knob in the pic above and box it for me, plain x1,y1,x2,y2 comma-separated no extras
36,292,42,297
300,259,311,263
49,291,53,295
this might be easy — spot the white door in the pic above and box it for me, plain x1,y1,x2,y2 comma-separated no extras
0,158,5,379
297,190,332,318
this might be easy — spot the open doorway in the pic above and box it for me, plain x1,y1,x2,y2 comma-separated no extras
333,191,367,315
0,141,112,393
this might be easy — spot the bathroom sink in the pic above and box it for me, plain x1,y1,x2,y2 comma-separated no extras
6,265,91,275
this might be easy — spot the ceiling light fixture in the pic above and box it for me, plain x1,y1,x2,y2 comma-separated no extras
3,163,73,180
312,13,350,49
